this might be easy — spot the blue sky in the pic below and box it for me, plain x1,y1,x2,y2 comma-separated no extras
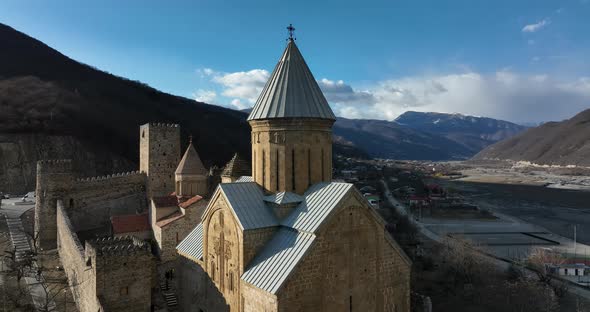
2,0,590,123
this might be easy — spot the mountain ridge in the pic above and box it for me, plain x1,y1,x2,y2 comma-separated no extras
473,108,590,166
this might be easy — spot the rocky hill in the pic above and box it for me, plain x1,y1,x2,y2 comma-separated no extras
395,111,527,153
0,23,251,193
473,108,590,166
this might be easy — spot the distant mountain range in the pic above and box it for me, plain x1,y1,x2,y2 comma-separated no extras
241,108,527,160
394,111,527,154
332,112,526,160
474,108,590,166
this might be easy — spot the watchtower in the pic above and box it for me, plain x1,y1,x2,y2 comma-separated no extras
35,159,75,250
139,123,181,198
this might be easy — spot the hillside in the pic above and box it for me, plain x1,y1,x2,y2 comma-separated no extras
0,23,251,193
473,108,590,166
333,118,473,160
395,111,527,153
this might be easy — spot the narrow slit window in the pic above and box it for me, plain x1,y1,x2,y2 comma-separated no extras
291,149,296,191
276,149,279,190
262,150,266,188
308,149,311,187
321,149,325,181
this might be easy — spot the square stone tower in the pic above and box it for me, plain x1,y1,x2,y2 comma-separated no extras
139,123,181,198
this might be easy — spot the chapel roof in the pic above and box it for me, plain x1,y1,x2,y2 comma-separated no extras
221,153,250,178
175,141,208,176
247,40,336,121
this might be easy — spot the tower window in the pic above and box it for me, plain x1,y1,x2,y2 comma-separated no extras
276,149,279,190
253,150,256,179
211,261,216,281
262,150,266,189
308,149,311,187
321,149,325,181
291,149,295,191
230,271,234,291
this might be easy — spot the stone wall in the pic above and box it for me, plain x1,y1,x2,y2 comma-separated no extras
241,281,277,312
36,159,147,249
273,194,411,312
242,227,277,268
177,257,230,312
56,201,101,312
68,171,147,231
89,238,153,312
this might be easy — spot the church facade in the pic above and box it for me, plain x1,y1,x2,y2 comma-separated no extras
177,36,411,312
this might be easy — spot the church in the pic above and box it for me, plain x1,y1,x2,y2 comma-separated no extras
176,30,411,312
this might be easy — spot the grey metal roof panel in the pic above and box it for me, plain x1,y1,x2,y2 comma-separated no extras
235,176,254,183
176,223,203,261
263,191,304,205
281,182,353,233
219,182,279,230
247,41,336,121
242,227,315,294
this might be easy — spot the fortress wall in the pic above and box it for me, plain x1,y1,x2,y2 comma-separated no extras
56,201,100,312
67,172,147,231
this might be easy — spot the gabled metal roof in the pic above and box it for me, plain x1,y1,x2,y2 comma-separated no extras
219,182,279,230
176,223,203,261
281,182,353,233
175,142,208,175
242,227,315,294
263,191,304,205
247,40,336,121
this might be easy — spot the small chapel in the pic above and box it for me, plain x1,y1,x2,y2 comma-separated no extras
176,27,411,312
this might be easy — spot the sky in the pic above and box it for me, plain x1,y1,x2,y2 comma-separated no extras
1,0,590,123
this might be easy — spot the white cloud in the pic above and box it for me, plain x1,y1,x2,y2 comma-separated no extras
192,89,217,103
325,71,590,123
230,98,249,110
203,69,270,104
199,67,590,123
317,78,376,105
522,19,550,33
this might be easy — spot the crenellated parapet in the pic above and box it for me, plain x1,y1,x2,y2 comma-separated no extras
145,122,180,128
86,236,151,256
75,171,144,183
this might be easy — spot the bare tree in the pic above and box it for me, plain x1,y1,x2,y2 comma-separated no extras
439,237,494,287
527,248,565,284
4,247,35,284
23,227,40,255
35,265,83,312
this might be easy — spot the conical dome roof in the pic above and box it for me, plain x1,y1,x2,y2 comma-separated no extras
221,153,250,178
247,40,336,121
175,142,207,175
